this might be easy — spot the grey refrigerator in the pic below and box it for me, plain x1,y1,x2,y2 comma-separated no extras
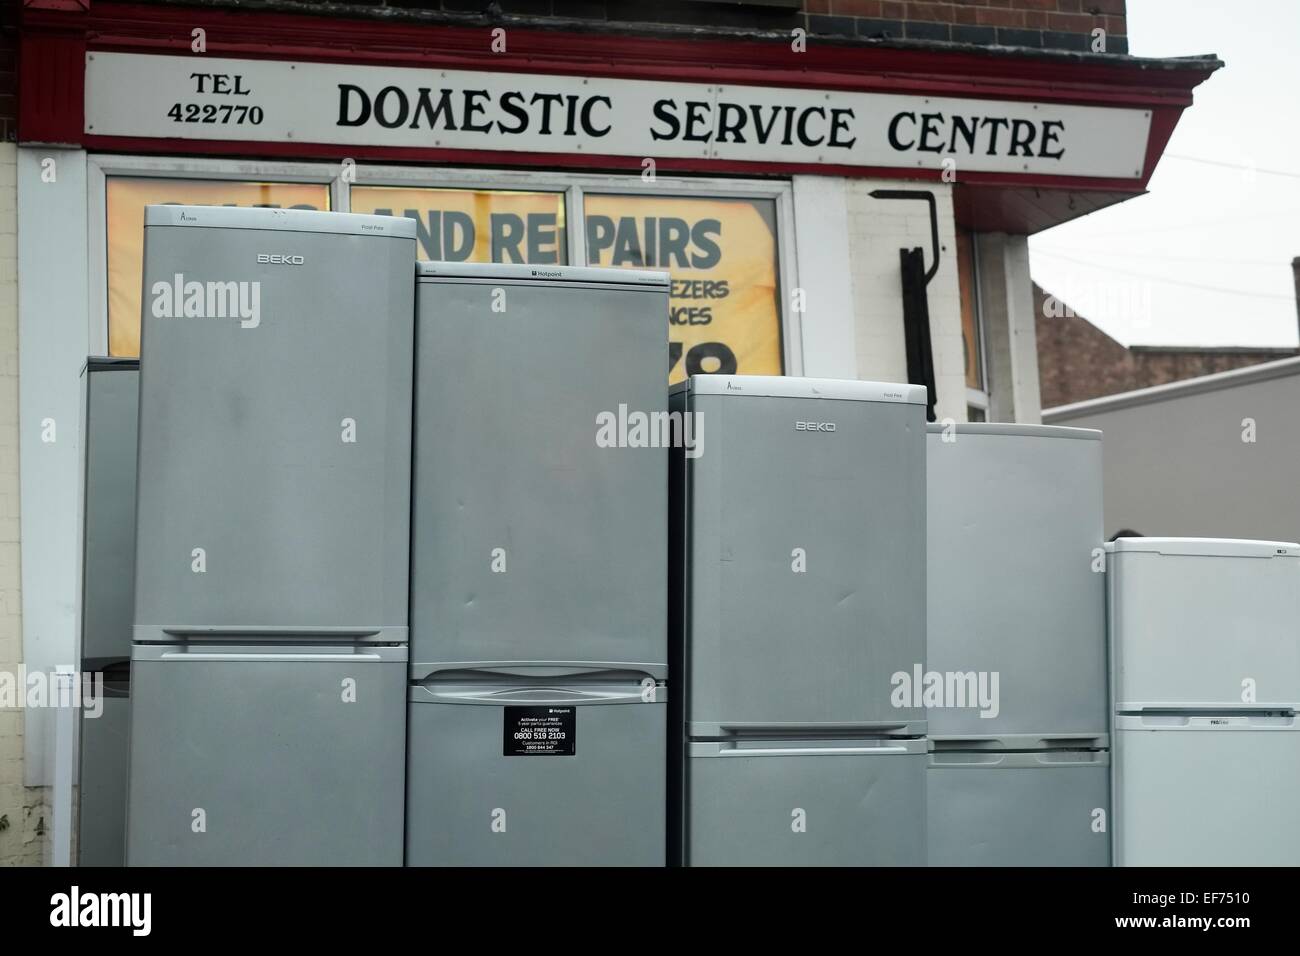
126,205,415,866
77,356,139,866
407,262,670,866
925,423,1110,866
670,375,929,867
1110,537,1300,865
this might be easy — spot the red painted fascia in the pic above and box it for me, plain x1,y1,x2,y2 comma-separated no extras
22,0,1219,206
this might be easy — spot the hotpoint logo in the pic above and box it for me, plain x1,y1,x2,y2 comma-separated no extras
531,269,563,278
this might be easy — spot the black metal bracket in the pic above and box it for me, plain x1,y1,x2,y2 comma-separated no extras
868,189,941,286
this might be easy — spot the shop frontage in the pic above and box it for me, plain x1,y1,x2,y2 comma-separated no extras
9,0,1218,854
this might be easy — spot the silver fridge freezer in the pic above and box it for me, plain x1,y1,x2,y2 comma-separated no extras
407,262,669,867
77,357,139,867
670,375,929,867
926,423,1110,866
127,206,416,866
1110,537,1300,866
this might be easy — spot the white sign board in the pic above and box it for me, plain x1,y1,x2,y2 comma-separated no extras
85,52,1151,179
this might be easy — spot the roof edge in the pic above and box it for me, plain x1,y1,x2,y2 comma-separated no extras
1043,353,1300,420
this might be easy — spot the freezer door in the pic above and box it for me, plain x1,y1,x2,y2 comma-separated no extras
77,675,130,867
926,427,1106,737
133,220,415,638
1110,547,1300,708
406,673,666,866
80,360,139,665
411,276,667,672
684,739,926,866
926,750,1110,867
682,391,925,730
126,643,406,866
1115,714,1300,866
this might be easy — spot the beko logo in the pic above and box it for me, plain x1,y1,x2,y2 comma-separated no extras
257,253,305,265
795,421,836,432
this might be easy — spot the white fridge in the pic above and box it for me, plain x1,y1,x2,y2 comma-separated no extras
1110,537,1300,866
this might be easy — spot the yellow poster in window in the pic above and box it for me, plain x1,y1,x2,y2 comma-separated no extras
106,178,329,357
582,194,783,384
350,187,567,264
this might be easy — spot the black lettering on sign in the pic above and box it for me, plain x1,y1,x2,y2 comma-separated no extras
685,342,738,376
491,213,526,263
885,110,1067,162
372,209,475,261
670,306,713,326
669,341,684,375
671,279,730,300
585,216,723,270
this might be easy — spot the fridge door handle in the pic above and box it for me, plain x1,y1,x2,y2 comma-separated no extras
410,683,663,706
157,651,388,663
160,626,383,638
690,740,927,757
693,721,924,738
414,661,668,680
929,751,1110,769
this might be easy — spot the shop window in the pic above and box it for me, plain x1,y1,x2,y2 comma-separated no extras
105,178,330,357
582,194,782,385
955,229,984,393
350,187,567,265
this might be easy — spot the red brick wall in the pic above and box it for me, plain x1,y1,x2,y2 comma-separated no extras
1035,284,1300,408
806,0,1128,52
111,1,1129,54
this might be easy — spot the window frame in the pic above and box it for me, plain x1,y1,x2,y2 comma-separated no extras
88,158,801,374
956,227,991,419
342,164,801,375
87,154,342,355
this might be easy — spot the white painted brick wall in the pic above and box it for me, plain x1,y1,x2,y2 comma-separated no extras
0,143,42,866
842,179,967,425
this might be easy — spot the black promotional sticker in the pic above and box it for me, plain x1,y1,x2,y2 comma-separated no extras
503,706,576,756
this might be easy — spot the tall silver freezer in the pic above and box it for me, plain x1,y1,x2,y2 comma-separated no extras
126,205,415,866
926,423,1110,866
670,375,929,866
407,262,670,866
77,356,139,866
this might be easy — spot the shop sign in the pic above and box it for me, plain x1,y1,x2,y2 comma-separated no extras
86,52,1152,179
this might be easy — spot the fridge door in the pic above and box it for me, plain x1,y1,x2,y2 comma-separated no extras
411,267,668,674
1114,713,1300,866
926,748,1110,867
77,668,130,867
133,207,416,639
1110,539,1300,709
406,670,666,866
680,379,927,731
80,358,139,665
684,737,927,866
126,642,406,866
926,425,1106,738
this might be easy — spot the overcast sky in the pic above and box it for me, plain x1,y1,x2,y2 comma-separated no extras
1028,0,1300,348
